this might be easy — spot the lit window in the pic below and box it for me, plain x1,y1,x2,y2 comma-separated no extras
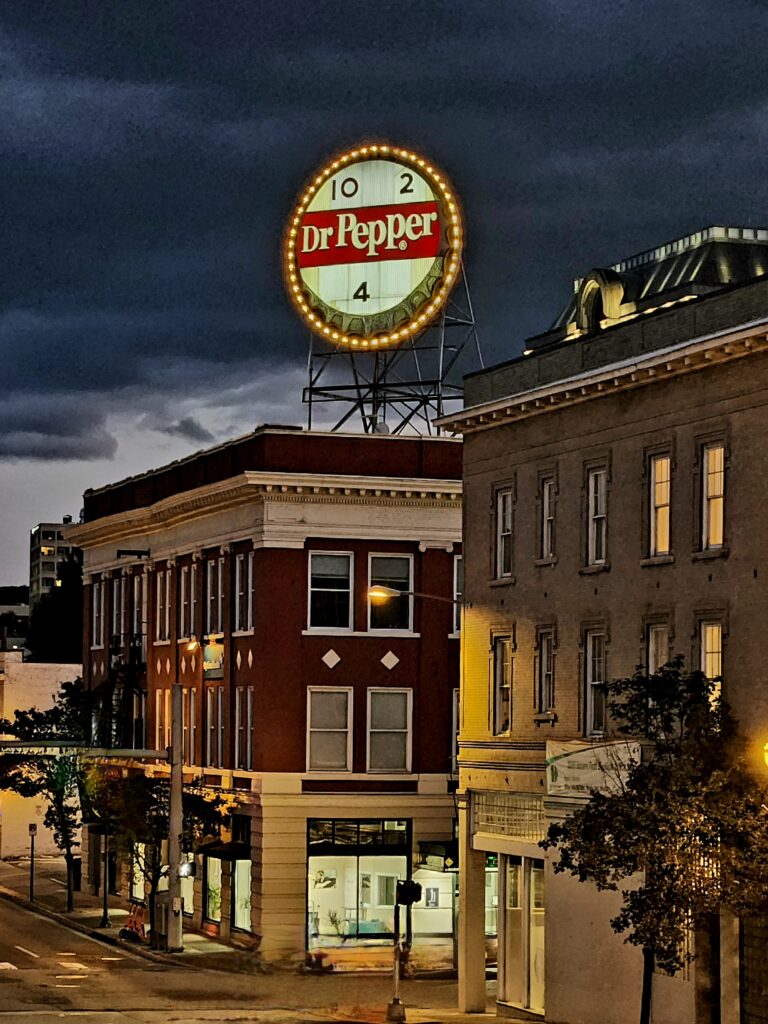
587,468,607,565
536,629,555,712
492,635,512,734
307,687,352,771
368,689,411,772
585,631,606,735
369,555,412,631
646,623,669,674
308,553,352,630
650,455,671,556
496,489,513,577
700,621,723,702
702,444,725,549
540,477,555,560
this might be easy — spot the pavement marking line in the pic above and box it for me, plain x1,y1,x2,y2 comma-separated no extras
13,946,39,958
55,975,88,979
56,952,76,956
58,962,89,970
55,984,80,988
0,963,17,971
100,956,123,961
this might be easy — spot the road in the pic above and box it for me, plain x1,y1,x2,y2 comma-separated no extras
0,900,462,1024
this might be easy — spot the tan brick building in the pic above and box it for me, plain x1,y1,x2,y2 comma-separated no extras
441,226,768,1024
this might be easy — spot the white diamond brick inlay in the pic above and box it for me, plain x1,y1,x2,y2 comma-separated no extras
322,649,341,670
381,650,400,671
247,649,253,669
156,658,162,675
236,650,242,670
191,655,197,672
181,656,186,674
165,658,171,675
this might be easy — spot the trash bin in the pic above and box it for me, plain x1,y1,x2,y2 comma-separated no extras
154,892,170,951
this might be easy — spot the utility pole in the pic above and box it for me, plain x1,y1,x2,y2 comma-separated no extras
28,824,36,901
167,681,184,952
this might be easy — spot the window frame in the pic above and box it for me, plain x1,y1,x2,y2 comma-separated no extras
91,579,104,649
367,552,414,634
492,634,513,735
586,466,608,566
584,630,607,737
535,627,556,713
205,685,224,768
205,557,224,637
307,551,354,633
366,687,413,774
495,487,514,579
234,551,254,634
701,442,725,551
646,622,670,674
155,568,171,642
649,453,672,557
539,475,556,562
452,555,463,634
306,686,353,773
235,685,255,771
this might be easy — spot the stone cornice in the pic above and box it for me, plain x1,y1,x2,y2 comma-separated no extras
438,317,768,434
67,471,462,550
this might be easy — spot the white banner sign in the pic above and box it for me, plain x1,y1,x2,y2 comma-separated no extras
545,740,641,797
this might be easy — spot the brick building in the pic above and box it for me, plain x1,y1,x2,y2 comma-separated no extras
440,226,768,1023
69,426,463,966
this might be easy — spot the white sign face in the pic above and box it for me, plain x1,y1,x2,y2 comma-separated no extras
285,144,462,349
545,740,641,798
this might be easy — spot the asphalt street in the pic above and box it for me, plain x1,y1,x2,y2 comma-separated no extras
0,899,471,1024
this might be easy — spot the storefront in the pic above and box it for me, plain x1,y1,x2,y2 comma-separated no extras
497,855,544,1013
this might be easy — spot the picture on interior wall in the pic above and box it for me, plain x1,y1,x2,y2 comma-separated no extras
360,873,371,904
425,887,440,908
313,868,337,889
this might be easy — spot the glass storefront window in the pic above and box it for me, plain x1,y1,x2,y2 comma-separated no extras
131,843,145,902
233,859,251,931
180,852,194,916
308,853,406,945
205,857,222,922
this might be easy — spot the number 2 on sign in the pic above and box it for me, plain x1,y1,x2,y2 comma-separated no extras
353,282,370,302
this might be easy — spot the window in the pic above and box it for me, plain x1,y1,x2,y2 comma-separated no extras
307,687,352,771
492,635,512,734
650,454,671,556
451,687,460,774
179,565,191,638
205,686,224,767
234,552,254,632
368,689,412,772
495,488,513,577
155,687,171,750
700,621,723,702
453,555,463,633
308,553,352,630
540,477,555,560
235,686,254,771
132,572,148,662
155,570,171,641
702,444,725,550
587,468,607,565
112,576,126,640
646,623,669,674
182,687,197,764
131,691,146,749
369,555,412,631
91,580,104,648
536,629,555,712
585,631,606,735
377,875,397,906
205,558,224,635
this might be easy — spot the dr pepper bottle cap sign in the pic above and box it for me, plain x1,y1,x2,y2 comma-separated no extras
284,144,463,349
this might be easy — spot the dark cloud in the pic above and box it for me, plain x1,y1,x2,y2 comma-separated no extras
1,0,768,471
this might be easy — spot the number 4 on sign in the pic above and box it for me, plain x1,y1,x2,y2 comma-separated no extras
354,282,369,302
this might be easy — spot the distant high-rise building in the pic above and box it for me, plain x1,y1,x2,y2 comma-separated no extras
29,517,80,605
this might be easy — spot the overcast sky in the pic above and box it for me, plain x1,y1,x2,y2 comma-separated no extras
3,1,768,584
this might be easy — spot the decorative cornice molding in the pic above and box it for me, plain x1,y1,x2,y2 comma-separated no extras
438,319,768,434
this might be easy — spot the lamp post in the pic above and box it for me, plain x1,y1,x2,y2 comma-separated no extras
167,680,184,952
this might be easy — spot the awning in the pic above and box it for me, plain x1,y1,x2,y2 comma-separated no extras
197,838,251,862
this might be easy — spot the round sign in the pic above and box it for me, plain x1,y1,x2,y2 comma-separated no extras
284,144,463,349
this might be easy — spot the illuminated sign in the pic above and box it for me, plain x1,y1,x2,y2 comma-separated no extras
284,144,463,349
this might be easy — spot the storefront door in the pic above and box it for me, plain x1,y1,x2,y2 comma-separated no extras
499,855,545,1014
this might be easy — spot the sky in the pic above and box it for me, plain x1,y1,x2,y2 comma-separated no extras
3,0,768,584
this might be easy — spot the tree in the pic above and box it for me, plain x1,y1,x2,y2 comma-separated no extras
541,658,768,1024
87,768,229,946
0,678,93,912
27,553,83,663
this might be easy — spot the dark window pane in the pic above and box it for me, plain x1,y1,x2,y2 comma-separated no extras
310,591,350,629
333,822,358,845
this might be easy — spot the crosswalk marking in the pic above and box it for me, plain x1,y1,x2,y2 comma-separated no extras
55,983,80,988
58,961,88,970
13,945,39,958
55,975,86,979
0,963,17,971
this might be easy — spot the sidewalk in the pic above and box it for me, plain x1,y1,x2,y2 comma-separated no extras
0,857,520,1024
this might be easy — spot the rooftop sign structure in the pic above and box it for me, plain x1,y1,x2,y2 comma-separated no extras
284,144,463,351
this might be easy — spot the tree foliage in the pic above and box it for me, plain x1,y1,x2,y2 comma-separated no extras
0,677,92,911
541,658,768,975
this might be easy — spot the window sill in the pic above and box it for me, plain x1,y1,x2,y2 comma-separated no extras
368,629,419,638
305,767,353,774
232,629,255,637
204,632,224,640
153,639,171,646
90,645,105,651
489,576,515,587
533,711,557,725
302,629,421,638
579,563,610,575
692,547,729,562
534,557,557,568
640,555,675,568
448,631,461,640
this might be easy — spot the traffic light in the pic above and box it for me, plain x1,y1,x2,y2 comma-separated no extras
395,879,422,906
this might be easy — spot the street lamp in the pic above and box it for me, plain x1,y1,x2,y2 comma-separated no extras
368,585,456,605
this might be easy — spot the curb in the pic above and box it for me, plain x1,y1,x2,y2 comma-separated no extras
0,884,192,968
